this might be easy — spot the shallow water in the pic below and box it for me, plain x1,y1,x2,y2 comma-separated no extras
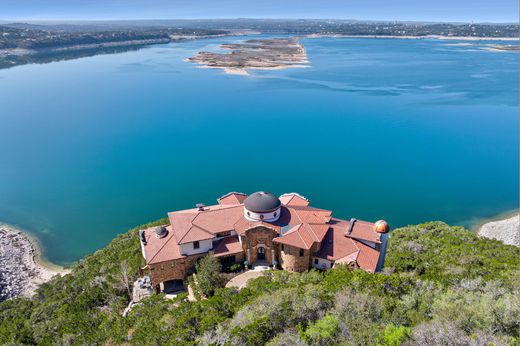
0,36,518,264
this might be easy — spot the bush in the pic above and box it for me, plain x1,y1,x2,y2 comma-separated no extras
222,262,244,273
301,314,340,345
195,254,225,297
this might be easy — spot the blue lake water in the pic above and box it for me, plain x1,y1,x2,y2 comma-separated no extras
0,36,518,265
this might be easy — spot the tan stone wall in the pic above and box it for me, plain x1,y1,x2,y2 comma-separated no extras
279,244,316,272
146,250,246,287
146,253,205,287
241,226,278,264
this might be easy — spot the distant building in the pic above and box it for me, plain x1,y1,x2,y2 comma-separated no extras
139,191,389,290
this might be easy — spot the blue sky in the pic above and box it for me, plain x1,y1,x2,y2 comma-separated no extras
0,0,517,23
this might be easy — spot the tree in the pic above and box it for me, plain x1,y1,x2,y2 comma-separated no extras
195,254,224,297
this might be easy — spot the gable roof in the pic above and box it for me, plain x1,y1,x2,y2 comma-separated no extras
279,193,310,207
218,192,248,205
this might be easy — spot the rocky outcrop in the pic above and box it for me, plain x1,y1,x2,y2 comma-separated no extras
477,214,519,247
0,226,68,301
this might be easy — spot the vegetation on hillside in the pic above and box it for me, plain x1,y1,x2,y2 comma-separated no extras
0,221,518,345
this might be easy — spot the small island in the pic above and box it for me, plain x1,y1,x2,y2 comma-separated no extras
187,37,309,75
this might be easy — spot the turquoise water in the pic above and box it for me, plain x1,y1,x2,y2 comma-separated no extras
0,36,518,265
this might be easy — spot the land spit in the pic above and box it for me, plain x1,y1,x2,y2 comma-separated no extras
0,225,69,301
187,37,309,75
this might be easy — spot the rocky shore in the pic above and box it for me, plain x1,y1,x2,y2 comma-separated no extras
0,226,69,301
477,213,519,246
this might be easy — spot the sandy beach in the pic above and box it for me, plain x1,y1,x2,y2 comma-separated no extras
0,224,70,301
476,212,519,246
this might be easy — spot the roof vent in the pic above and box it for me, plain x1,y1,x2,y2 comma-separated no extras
196,203,206,211
346,218,357,235
139,229,147,245
154,226,168,238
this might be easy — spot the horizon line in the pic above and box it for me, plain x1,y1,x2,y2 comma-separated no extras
0,17,518,25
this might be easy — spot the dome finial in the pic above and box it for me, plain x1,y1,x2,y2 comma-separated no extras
374,220,389,233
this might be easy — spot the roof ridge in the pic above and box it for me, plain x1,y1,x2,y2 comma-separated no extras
178,224,214,244
295,227,311,249
303,223,320,242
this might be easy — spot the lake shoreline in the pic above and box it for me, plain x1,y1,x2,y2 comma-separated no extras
305,34,519,41
475,211,519,246
0,223,70,301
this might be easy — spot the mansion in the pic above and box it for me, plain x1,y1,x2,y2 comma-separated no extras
139,191,389,290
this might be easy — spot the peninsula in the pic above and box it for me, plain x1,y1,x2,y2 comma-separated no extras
187,37,308,75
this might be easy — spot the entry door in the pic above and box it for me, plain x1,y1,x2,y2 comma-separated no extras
257,247,266,260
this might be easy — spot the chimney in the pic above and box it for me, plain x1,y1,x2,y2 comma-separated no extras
196,203,206,211
346,218,357,236
139,229,147,245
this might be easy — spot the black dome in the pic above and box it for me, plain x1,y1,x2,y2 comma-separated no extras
244,191,281,213
154,226,167,238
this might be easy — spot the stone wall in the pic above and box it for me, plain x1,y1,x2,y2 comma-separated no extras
241,226,278,264
279,244,313,272
146,253,205,287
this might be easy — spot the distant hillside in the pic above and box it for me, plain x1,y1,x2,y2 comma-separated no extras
0,221,518,345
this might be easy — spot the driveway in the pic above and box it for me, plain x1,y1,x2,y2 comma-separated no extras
225,267,269,289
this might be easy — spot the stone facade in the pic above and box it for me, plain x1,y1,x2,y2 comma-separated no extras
146,253,205,287
241,226,278,264
279,244,314,272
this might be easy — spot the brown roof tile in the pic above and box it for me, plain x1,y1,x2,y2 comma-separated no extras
213,236,244,257
218,192,248,205
142,225,185,265
354,241,380,273
279,193,310,207
330,218,381,244
314,226,359,261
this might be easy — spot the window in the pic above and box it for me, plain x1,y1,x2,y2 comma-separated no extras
314,258,318,265
273,211,277,217
259,214,264,220
299,249,304,257
193,241,200,249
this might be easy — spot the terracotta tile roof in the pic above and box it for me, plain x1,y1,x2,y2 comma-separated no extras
142,225,185,265
168,205,243,241
354,241,380,273
274,224,313,249
314,226,360,261
190,206,244,234
178,225,214,244
218,192,248,205
279,193,310,206
234,217,280,235
291,206,332,224
335,251,360,265
213,236,244,257
273,223,330,250
330,218,381,244
314,223,382,272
